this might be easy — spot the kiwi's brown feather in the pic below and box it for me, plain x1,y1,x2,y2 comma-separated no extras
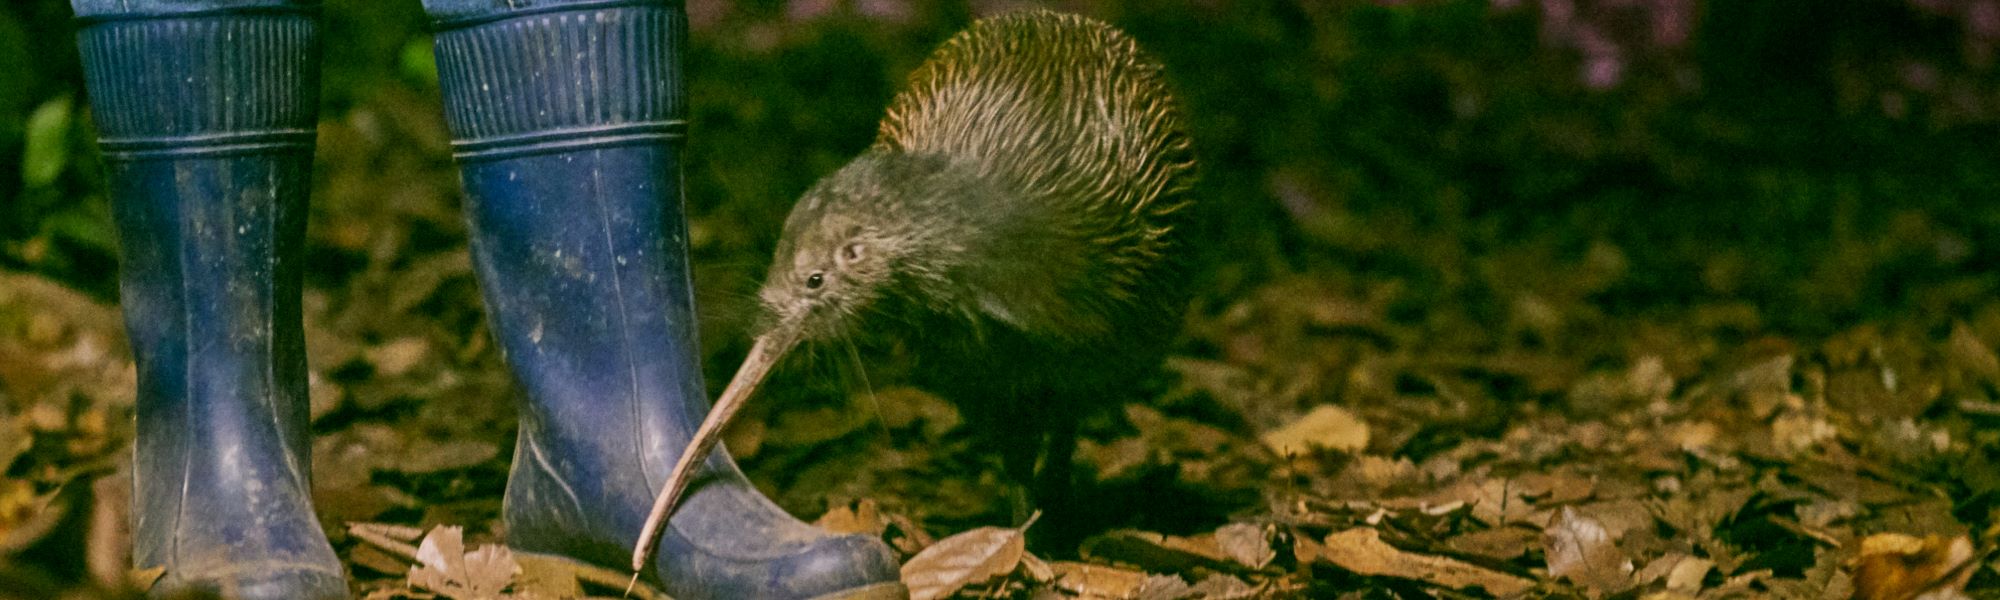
875,9,1197,278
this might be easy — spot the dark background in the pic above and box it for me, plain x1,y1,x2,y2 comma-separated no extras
4,0,1998,335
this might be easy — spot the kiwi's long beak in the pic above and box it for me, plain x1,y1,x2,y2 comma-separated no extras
631,325,800,572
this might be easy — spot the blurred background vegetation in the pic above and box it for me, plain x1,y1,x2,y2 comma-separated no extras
3,0,1999,341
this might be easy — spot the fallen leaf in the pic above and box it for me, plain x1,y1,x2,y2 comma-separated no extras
1345,454,1421,488
365,336,430,377
1543,506,1633,594
351,543,414,576
1706,568,1774,596
1313,528,1533,596
1292,534,1329,564
408,525,519,599
765,405,872,447
899,516,1034,600
1513,472,1597,505
872,387,961,439
1771,410,1838,454
1018,552,1053,582
351,522,426,548
129,566,165,591
885,512,936,557
1664,556,1713,592
1458,478,1540,526
815,498,888,537
1213,523,1275,570
1445,526,1540,561
1631,552,1684,587
511,553,584,599
1187,573,1255,599
1134,574,1191,600
1260,404,1369,455
0,483,63,555
1079,529,1238,573
1049,561,1147,598
1851,533,1977,600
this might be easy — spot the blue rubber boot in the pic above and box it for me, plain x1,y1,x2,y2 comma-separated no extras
421,1,905,598
70,1,345,599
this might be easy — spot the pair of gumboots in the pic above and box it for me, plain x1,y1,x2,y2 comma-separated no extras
74,0,1198,598
76,0,904,597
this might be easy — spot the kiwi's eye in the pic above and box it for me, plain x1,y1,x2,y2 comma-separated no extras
805,272,825,289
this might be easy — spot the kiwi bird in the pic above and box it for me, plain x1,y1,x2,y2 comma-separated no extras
636,9,1197,568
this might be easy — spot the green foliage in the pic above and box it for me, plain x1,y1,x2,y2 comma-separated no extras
399,38,439,87
19,95,69,189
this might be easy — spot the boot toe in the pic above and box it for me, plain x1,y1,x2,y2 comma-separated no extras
781,533,905,600
666,528,906,600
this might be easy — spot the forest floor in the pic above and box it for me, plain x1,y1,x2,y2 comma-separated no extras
4,190,1999,599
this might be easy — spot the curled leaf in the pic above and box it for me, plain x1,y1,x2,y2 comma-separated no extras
899,516,1035,600
408,525,519,599
1315,528,1533,597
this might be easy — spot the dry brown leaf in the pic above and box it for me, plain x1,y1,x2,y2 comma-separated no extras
1049,561,1147,598
352,543,415,576
408,525,519,599
510,553,584,599
1664,556,1712,592
1444,526,1540,561
1079,529,1237,573
885,512,936,557
1018,552,1053,582
1260,404,1369,455
1707,568,1774,596
1851,533,1977,600
1079,437,1152,481
765,405,872,447
1292,534,1329,564
1513,472,1596,505
128,566,165,591
1633,552,1713,594
365,336,431,377
815,498,888,537
1631,552,1684,587
899,518,1033,600
1134,574,1191,600
1315,528,1533,596
1543,506,1633,594
1187,573,1256,599
1213,523,1275,570
872,386,961,438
